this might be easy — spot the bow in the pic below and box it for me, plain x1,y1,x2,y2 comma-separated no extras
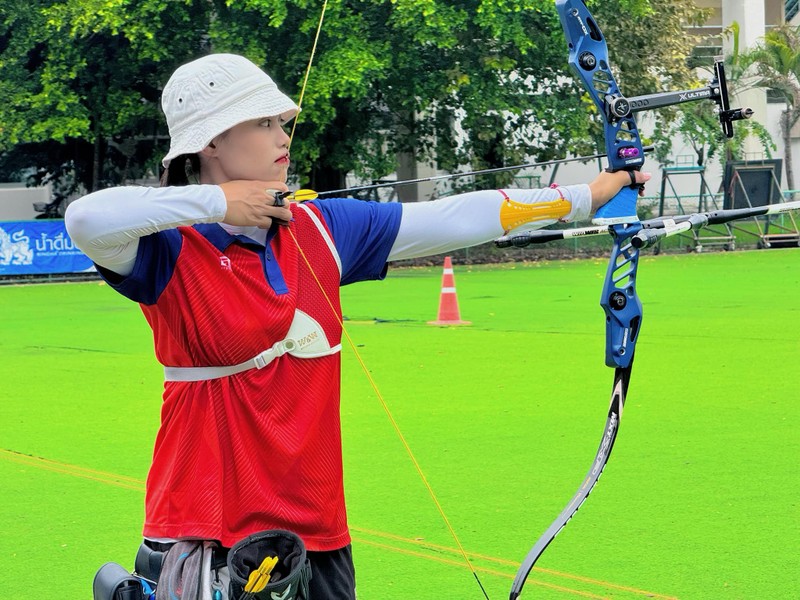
509,4,642,598
509,1,751,598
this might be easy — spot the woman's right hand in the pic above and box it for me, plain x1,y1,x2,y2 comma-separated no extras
219,180,293,228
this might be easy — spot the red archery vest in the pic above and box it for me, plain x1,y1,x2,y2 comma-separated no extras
140,203,349,551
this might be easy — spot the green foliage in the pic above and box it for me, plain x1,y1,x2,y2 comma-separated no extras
732,24,800,188
0,0,714,194
0,0,209,192
738,24,800,117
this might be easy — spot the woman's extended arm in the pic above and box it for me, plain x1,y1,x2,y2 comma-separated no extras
388,185,589,261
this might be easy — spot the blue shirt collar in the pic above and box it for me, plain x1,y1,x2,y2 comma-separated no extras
193,223,266,252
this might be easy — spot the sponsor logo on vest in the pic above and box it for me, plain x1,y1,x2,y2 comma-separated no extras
296,331,319,348
220,256,231,270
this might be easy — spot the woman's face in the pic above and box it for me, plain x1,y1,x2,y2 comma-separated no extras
205,116,292,183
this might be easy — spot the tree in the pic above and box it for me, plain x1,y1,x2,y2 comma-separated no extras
0,0,209,195
0,0,712,198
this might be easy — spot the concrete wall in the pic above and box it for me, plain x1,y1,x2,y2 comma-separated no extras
0,184,51,221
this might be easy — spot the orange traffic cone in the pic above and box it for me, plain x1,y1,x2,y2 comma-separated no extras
428,256,471,326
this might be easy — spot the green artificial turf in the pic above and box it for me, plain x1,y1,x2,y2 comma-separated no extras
1,250,798,599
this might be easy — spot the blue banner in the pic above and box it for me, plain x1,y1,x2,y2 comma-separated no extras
0,220,95,276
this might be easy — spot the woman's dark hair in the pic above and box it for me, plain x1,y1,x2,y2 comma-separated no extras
160,153,201,187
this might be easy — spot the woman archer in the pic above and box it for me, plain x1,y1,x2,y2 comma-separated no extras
66,53,649,599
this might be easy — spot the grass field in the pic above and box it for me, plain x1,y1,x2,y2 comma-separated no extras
1,250,799,599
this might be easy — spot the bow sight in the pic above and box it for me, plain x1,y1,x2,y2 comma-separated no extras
605,58,753,139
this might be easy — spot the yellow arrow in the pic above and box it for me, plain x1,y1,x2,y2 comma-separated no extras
286,188,318,202
244,555,279,593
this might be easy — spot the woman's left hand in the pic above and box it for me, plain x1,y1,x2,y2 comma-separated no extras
589,170,651,212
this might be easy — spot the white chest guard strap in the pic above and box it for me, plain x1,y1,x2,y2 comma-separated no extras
163,309,341,382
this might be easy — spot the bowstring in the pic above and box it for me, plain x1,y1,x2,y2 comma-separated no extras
283,2,490,597
287,0,328,149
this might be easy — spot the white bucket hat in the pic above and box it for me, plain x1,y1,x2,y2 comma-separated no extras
161,54,299,167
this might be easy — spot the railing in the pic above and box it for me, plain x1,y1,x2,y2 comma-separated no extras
512,175,542,189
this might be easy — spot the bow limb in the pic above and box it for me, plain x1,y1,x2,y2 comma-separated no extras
509,368,629,600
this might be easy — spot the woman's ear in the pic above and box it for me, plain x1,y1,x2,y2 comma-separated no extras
200,140,218,158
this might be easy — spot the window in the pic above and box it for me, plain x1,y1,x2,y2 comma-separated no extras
787,0,799,21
